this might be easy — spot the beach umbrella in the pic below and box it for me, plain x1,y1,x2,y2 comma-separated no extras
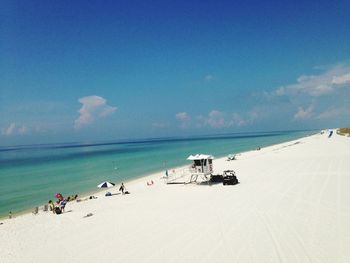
97,181,115,188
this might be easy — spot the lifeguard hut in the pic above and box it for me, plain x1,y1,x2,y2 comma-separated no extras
187,154,214,183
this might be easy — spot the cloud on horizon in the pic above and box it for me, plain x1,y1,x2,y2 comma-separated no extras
74,96,117,129
293,105,314,120
199,110,226,128
263,63,350,127
1,123,29,136
76,64,350,135
175,112,191,128
175,112,190,121
181,63,350,131
198,110,254,128
275,64,350,97
175,110,258,130
316,106,350,120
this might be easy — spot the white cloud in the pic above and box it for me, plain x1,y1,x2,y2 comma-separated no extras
230,113,248,127
18,125,29,135
205,110,226,128
1,123,29,136
269,64,350,124
316,109,341,120
332,72,350,85
316,107,350,120
276,64,350,97
293,105,314,120
175,112,190,121
100,105,117,117
175,112,191,128
74,96,117,129
198,110,252,128
2,123,16,136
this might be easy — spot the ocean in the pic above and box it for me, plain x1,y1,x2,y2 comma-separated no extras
0,130,315,217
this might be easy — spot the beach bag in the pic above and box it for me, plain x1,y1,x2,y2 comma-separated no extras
55,207,62,215
105,192,112,197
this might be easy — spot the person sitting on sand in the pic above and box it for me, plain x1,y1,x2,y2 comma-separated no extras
48,200,55,213
119,183,125,194
67,194,78,202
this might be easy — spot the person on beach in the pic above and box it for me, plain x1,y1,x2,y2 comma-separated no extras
48,200,56,213
119,183,125,194
60,200,67,213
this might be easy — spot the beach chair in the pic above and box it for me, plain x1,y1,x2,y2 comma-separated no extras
227,154,236,161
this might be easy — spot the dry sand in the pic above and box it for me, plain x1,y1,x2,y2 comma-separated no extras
1,132,349,263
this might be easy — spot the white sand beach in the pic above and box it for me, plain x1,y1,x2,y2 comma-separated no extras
1,132,349,263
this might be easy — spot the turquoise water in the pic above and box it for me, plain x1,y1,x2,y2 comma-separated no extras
0,130,315,217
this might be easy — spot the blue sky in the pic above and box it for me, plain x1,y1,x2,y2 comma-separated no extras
1,0,350,145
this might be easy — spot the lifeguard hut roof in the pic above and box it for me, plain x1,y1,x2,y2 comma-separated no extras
187,154,214,160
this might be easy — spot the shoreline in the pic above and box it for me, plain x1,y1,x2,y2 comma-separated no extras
0,131,318,221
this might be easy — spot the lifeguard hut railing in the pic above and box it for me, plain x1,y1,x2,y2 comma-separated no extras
166,167,192,184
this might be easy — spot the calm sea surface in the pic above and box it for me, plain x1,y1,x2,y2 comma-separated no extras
0,130,315,217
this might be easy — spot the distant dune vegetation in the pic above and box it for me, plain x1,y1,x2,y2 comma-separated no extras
337,128,350,136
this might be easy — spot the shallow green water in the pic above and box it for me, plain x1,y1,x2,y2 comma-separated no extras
0,130,315,217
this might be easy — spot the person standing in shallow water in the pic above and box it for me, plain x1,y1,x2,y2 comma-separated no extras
119,183,125,194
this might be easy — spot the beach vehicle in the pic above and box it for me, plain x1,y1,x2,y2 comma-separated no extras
210,174,223,183
222,170,239,185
